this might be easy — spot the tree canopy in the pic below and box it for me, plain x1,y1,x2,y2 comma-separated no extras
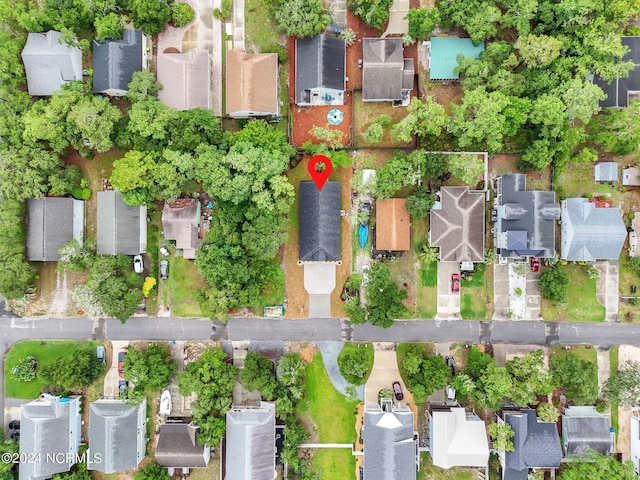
123,343,177,393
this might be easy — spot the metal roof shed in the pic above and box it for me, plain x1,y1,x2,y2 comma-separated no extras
429,37,484,81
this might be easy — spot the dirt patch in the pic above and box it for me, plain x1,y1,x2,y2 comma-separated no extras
616,345,640,460
298,409,320,442
299,345,318,364
331,167,354,318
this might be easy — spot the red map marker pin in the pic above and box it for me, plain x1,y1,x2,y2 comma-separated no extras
308,155,333,190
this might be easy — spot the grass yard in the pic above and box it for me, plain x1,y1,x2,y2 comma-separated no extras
618,253,640,322
245,0,282,52
305,353,358,479
338,342,374,385
311,449,356,480
460,264,490,320
5,340,103,399
555,162,620,204
352,91,413,148
541,264,605,322
418,453,476,480
160,253,208,317
610,345,619,436
414,218,437,319
550,345,597,364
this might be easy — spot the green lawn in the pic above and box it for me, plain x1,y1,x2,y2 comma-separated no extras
160,253,208,317
549,345,597,364
541,264,605,322
610,346,619,436
414,218,437,319
418,453,476,480
555,162,620,204
460,264,490,319
245,0,281,52
5,341,103,398
306,353,359,443
352,91,412,148
338,342,374,385
312,449,356,480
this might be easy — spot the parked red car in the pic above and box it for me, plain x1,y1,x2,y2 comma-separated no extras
530,257,540,272
392,381,404,401
451,273,460,293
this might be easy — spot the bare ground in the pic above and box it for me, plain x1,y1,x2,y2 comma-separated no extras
616,345,640,460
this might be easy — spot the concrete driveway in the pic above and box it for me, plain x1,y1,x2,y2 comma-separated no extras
525,268,541,320
104,341,128,398
595,260,619,322
493,262,509,320
436,262,461,319
304,264,336,318
381,0,409,37
364,344,405,405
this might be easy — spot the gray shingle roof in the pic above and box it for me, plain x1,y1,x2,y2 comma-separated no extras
295,35,345,105
496,174,560,258
157,49,211,111
88,399,147,473
562,406,611,457
93,29,144,95
504,409,562,480
26,198,84,261
155,424,209,468
298,181,341,262
560,198,627,261
161,199,200,259
430,187,485,262
225,404,275,480
21,31,83,96
97,191,147,255
594,36,640,108
595,162,619,182
363,405,416,480
362,38,413,102
20,395,81,480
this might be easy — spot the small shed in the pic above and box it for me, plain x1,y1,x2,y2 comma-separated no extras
429,37,484,81
375,198,410,251
595,162,619,182
623,167,640,186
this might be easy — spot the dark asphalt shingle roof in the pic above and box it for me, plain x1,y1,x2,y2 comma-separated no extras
26,198,83,261
88,399,147,473
504,409,562,480
97,191,146,255
156,424,209,468
295,35,345,104
496,174,560,258
363,406,416,480
562,406,612,457
594,36,640,108
93,29,143,94
225,405,276,480
362,38,410,101
430,186,485,262
560,198,627,261
298,181,341,262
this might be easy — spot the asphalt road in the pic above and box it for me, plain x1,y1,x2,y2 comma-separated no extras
4,313,640,428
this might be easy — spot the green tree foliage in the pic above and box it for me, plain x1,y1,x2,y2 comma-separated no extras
123,343,177,392
404,7,440,44
170,2,194,26
0,200,35,300
438,0,501,44
537,402,559,423
272,0,330,38
363,122,383,143
127,71,163,103
365,263,408,328
551,351,598,405
487,422,515,452
94,12,123,42
515,34,562,68
127,0,171,35
391,97,448,144
241,352,280,400
134,463,169,480
39,351,103,390
467,346,494,380
85,255,144,322
177,348,237,446
281,421,310,473
539,266,569,306
344,297,367,324
338,343,374,385
0,431,18,479
603,361,640,408
475,364,513,410
405,188,435,219
448,153,484,186
348,0,394,30
401,345,451,403
127,99,179,147
41,0,95,38
507,349,555,406
590,100,640,155
375,150,424,199
557,453,637,480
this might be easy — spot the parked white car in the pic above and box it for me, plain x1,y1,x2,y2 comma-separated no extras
133,255,143,274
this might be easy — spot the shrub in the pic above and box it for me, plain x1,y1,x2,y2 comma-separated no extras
13,356,37,381
262,43,288,63
171,3,195,26
363,123,383,143
213,0,232,20
338,343,374,385
70,186,92,200
405,188,435,219
142,277,157,297
537,402,559,422
340,27,357,46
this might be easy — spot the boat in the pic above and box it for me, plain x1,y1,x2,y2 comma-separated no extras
160,389,172,417
359,223,369,249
